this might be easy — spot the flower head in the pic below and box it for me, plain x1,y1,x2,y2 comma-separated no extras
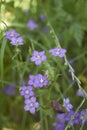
5,29,20,40
20,86,34,98
27,19,38,30
2,85,16,96
49,47,66,58
24,97,40,114
10,37,23,45
28,74,49,88
30,50,47,66
39,14,46,22
76,89,85,97
63,98,73,112
54,113,66,130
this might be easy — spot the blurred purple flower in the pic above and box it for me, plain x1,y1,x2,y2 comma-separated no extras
63,98,73,112
49,47,66,58
30,50,47,66
27,19,38,30
54,113,66,130
39,14,46,22
5,30,20,40
80,109,87,124
76,89,85,97
10,37,23,45
24,96,40,114
28,74,49,88
42,26,50,33
3,85,16,96
20,86,34,98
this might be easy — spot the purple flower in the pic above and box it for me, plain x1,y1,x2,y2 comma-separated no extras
5,29,20,40
49,47,66,58
76,89,85,97
63,98,73,112
28,74,49,88
27,19,38,30
10,37,23,45
39,14,46,22
20,86,34,98
80,109,87,124
30,50,47,66
24,97,40,114
54,113,66,130
2,85,16,96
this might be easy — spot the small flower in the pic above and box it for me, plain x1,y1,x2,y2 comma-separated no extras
10,37,23,45
39,14,46,22
24,97,40,114
30,50,47,66
2,85,16,96
27,19,38,30
63,98,73,112
28,74,49,88
76,89,85,97
49,47,66,58
54,113,66,130
80,109,87,124
20,86,34,98
5,29,20,40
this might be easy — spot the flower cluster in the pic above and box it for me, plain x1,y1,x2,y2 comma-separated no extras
20,74,49,114
54,98,87,130
30,47,67,66
54,109,87,130
20,85,39,114
5,29,23,45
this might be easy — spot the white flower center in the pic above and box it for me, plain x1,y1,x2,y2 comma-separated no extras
56,50,60,55
30,103,34,107
37,55,41,60
10,32,14,37
40,78,44,83
25,90,29,94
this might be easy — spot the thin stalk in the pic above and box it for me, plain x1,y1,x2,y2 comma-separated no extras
39,96,44,130
21,111,27,130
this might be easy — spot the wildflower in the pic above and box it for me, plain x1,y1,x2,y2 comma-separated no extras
63,98,73,112
28,74,49,88
10,37,23,45
39,14,46,22
24,97,40,114
54,113,66,130
2,85,16,96
76,89,85,97
20,86,34,98
80,109,87,124
30,50,47,66
49,47,66,58
27,19,38,30
5,29,20,40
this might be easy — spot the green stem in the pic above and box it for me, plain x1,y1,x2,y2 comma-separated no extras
45,116,49,130
21,111,27,130
39,96,44,130
0,38,7,87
